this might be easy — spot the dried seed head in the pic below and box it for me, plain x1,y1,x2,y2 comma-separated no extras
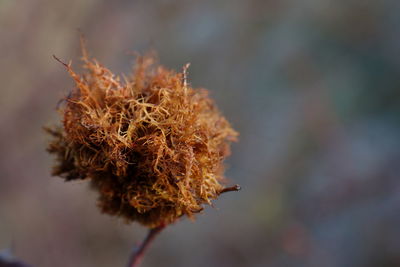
46,45,238,228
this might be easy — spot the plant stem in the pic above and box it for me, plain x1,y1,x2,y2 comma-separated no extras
127,224,166,267
219,184,241,194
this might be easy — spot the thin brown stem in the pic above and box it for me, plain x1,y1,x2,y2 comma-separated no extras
219,184,241,194
52,55,69,68
127,224,166,267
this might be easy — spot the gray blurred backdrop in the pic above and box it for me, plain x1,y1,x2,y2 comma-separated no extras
1,0,400,266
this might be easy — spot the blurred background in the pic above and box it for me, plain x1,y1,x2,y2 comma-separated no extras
1,0,400,266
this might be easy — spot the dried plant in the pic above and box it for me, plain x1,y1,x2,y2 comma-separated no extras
46,40,239,266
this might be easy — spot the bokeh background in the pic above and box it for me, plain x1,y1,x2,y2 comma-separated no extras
1,0,400,266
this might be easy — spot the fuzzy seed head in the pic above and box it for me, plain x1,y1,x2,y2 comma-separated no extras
46,47,238,228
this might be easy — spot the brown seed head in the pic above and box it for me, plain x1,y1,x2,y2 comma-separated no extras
46,45,238,228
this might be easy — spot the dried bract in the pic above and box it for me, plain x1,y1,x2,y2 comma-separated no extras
46,47,238,228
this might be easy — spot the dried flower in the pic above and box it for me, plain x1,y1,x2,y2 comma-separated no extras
46,43,238,228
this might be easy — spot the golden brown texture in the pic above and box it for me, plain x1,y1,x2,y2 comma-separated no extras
46,46,238,228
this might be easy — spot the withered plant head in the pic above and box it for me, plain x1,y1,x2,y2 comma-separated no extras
46,41,238,228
